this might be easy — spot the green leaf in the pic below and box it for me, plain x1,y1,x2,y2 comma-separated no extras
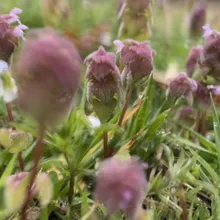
210,95,220,175
0,154,17,187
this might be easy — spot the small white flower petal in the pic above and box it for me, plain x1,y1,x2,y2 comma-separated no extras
0,60,8,74
88,115,101,128
3,86,18,103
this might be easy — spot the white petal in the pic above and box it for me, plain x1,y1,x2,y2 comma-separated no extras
0,80,4,97
0,60,8,74
87,115,101,128
3,86,18,103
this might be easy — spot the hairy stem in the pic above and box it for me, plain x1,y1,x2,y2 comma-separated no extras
6,103,25,171
103,131,108,158
117,83,134,126
179,183,188,220
21,123,45,220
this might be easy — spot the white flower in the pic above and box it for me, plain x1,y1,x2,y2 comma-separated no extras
0,60,18,103
87,115,101,128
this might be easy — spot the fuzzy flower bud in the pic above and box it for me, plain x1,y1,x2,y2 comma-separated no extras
85,46,122,123
15,29,82,126
0,8,28,63
35,172,53,207
118,0,152,39
199,25,220,81
0,128,33,153
167,72,198,103
94,157,147,217
114,39,155,85
4,172,28,214
189,2,206,38
186,46,202,76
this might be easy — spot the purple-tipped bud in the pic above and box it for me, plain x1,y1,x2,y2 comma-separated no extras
199,26,220,80
186,46,202,76
0,8,28,63
189,2,206,38
85,46,122,122
167,72,198,101
15,29,81,126
114,39,155,84
94,157,147,217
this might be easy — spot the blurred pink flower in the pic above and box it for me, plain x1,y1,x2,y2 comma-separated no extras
15,29,82,126
203,25,212,38
186,46,202,76
94,157,147,216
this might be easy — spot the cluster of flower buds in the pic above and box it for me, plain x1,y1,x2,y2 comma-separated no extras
189,1,207,39
0,8,28,63
4,171,53,215
114,39,155,86
85,46,122,123
117,0,152,40
94,157,147,217
15,28,82,126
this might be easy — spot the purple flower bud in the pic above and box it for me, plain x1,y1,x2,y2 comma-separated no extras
186,46,202,76
167,72,198,99
193,82,211,105
114,39,155,84
94,157,147,216
0,8,27,63
15,29,82,126
85,46,122,122
199,26,220,80
189,2,206,38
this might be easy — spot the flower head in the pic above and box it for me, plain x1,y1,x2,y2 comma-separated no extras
0,8,28,62
94,157,147,216
189,2,206,38
168,72,197,97
186,46,202,76
15,29,82,126
199,25,220,80
85,46,122,122
193,82,211,106
114,39,155,84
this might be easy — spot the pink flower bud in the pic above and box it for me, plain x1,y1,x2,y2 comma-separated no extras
15,29,82,126
186,46,202,76
189,2,206,38
199,26,220,80
167,72,198,98
114,39,155,84
85,46,122,122
94,157,147,216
